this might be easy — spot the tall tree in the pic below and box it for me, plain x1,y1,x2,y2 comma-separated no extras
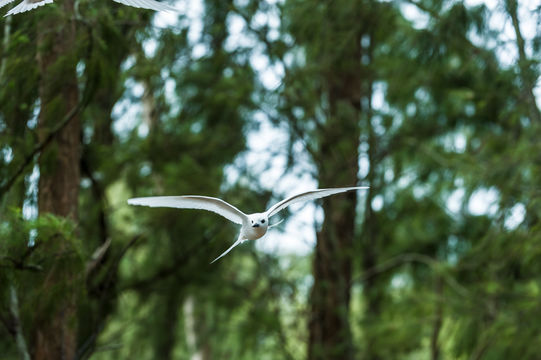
33,2,81,359
278,0,374,358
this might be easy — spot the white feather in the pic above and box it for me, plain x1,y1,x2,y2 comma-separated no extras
4,0,52,16
210,236,246,264
127,195,247,225
265,186,369,218
113,0,176,12
0,0,17,9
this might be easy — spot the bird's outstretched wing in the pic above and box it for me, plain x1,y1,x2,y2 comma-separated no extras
127,195,247,225
113,0,176,12
3,0,52,16
0,0,16,9
265,186,369,218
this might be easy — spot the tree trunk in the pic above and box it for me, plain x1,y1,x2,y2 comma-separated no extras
153,286,182,359
307,4,363,357
34,1,80,359
308,191,358,360
183,295,211,360
430,277,443,360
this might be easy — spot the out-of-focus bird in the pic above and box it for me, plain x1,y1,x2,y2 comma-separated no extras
1,0,177,17
128,186,368,263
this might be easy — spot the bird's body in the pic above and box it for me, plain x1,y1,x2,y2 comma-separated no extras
128,186,368,263
0,0,176,16
242,213,269,241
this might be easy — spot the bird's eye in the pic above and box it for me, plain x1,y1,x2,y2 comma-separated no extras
261,219,265,223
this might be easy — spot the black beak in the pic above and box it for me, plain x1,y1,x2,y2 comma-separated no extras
252,224,260,228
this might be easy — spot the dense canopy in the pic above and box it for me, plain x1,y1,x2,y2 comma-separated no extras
0,0,540,359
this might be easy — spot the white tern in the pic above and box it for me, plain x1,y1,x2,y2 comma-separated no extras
1,0,176,16
128,186,368,263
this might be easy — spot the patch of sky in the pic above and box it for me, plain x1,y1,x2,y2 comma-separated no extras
153,1,182,28
83,124,93,144
414,87,431,103
504,203,525,230
23,165,39,246
121,55,136,72
399,1,430,30
142,38,158,58
358,155,370,179
137,123,149,137
466,0,539,67
186,0,204,42
251,51,284,90
384,168,394,183
112,79,144,140
81,178,91,189
464,103,475,117
397,172,416,189
139,163,152,177
441,130,467,153
372,195,383,212
27,99,40,130
372,81,389,112
406,103,416,117
372,115,386,136
391,273,410,289
413,184,430,199
446,235,459,265
468,187,499,216
190,121,203,134
2,146,13,163
76,61,85,78
447,187,465,214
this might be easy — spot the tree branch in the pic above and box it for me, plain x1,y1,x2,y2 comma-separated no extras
505,0,541,123
0,100,85,198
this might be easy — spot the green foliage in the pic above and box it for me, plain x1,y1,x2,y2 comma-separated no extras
0,0,540,359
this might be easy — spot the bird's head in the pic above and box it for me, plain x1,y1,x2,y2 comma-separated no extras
248,213,268,229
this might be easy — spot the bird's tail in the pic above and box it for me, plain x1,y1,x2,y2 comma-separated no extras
210,236,246,264
269,219,284,229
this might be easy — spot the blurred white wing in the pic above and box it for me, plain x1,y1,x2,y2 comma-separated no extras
265,186,369,218
113,0,177,12
4,0,52,16
0,0,17,9
127,195,247,225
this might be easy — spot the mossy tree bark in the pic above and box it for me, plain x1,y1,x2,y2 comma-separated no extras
307,2,365,359
34,1,81,359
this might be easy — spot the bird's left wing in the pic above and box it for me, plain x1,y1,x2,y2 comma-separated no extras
0,0,16,9
3,0,52,16
265,186,369,218
113,0,177,12
127,195,247,225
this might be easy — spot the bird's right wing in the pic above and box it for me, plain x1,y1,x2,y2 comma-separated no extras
127,195,247,225
113,0,177,12
4,0,52,16
265,186,369,218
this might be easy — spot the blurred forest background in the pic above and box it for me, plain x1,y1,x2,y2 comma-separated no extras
1,0,540,359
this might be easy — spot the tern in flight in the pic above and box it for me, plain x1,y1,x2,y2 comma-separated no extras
1,0,176,16
128,186,368,263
